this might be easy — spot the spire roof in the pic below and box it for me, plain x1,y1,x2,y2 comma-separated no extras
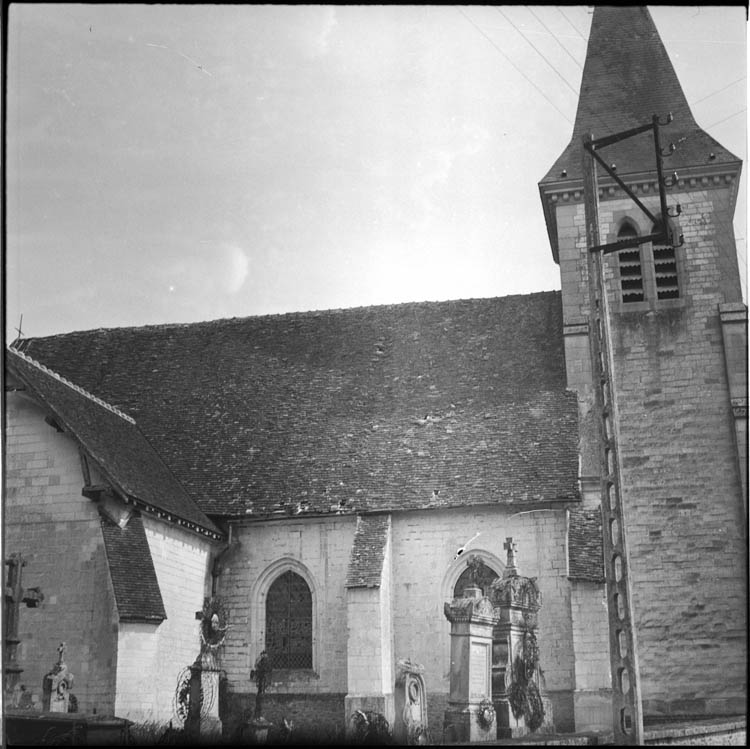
541,6,739,185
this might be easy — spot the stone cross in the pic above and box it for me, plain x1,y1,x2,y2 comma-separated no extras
4,554,43,701
504,538,518,569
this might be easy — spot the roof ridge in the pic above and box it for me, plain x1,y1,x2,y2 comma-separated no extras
8,346,136,425
23,290,563,340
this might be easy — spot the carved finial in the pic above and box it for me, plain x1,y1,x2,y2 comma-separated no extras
57,642,66,663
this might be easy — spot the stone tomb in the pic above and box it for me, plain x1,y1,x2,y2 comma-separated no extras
443,586,499,743
489,538,552,738
394,657,428,744
42,643,75,713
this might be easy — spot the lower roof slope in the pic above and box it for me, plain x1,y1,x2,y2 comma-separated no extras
100,512,168,622
17,291,579,517
6,348,220,536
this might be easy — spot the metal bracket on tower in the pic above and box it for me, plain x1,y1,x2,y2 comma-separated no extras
584,113,684,254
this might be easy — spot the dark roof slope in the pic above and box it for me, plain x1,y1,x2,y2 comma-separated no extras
17,292,579,517
541,6,739,186
6,348,221,537
568,506,604,582
346,514,391,589
100,512,167,622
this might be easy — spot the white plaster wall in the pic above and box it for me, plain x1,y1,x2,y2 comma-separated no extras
218,505,577,710
114,517,213,724
390,506,575,697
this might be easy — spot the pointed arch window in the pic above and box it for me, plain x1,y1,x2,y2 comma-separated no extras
453,558,500,598
265,570,312,669
616,221,645,303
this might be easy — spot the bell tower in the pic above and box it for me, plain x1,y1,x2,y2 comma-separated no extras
539,6,746,723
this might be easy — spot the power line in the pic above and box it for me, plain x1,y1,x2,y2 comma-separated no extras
552,6,743,139
526,6,583,70
705,109,746,129
495,7,579,97
691,76,746,106
557,6,587,40
456,7,573,125
494,6,626,140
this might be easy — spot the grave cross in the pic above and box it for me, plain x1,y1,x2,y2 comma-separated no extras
4,554,44,699
504,537,518,569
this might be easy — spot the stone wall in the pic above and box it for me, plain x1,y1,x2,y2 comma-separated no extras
3,390,119,716
571,580,611,731
220,690,346,743
390,504,575,731
218,515,357,693
554,184,747,716
216,504,577,733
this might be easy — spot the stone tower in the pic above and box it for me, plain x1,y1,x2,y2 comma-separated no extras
539,6,747,720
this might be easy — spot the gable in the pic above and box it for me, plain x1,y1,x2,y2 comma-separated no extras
5,348,222,537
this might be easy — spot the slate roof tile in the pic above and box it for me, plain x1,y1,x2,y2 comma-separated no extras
6,348,220,536
100,512,167,622
346,514,391,588
568,506,604,583
17,291,579,517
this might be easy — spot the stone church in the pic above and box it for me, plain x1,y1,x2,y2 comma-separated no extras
4,6,746,740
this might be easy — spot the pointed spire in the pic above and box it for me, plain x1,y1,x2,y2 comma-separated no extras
541,6,739,185
539,6,741,262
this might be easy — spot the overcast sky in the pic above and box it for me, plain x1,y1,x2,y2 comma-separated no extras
6,5,747,340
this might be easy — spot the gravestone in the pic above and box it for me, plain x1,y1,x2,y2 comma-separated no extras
443,585,499,743
185,597,228,742
489,537,552,738
4,554,43,704
42,643,74,713
394,658,428,744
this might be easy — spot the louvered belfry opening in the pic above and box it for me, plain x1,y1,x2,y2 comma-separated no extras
617,222,644,303
265,570,313,669
652,221,680,300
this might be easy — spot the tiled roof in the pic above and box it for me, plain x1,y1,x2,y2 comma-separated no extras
541,6,740,188
568,506,604,582
16,291,580,517
6,348,221,537
100,512,167,622
346,514,391,588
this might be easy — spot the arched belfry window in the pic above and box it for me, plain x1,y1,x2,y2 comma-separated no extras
617,221,644,303
652,219,680,300
265,570,312,669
